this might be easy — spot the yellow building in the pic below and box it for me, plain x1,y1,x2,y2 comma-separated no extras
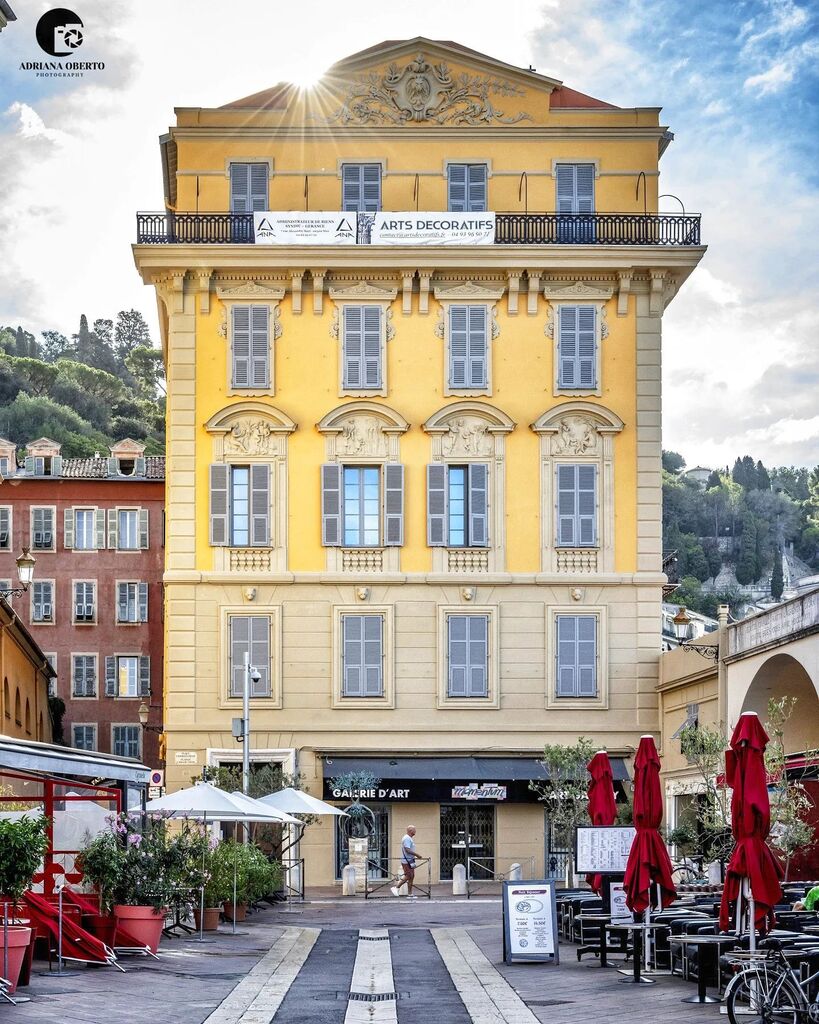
0,596,53,744
133,39,705,884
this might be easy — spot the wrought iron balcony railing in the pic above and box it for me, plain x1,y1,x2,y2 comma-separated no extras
135,211,701,246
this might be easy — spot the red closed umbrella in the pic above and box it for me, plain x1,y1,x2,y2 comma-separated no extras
719,712,783,934
623,735,676,913
586,750,618,894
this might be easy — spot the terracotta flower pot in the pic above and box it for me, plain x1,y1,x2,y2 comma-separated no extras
193,906,221,931
113,905,165,953
222,901,247,922
81,913,117,948
0,925,32,994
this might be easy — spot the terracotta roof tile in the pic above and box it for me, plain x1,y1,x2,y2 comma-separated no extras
549,85,618,109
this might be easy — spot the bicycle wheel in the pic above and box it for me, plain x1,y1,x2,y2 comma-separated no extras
726,964,804,1024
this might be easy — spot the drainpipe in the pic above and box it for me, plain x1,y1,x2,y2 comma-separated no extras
717,604,729,730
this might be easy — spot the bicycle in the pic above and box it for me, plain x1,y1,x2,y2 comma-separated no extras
671,857,709,885
725,938,819,1024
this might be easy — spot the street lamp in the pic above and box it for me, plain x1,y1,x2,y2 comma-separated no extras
0,548,36,599
672,606,719,661
242,656,261,796
137,701,163,733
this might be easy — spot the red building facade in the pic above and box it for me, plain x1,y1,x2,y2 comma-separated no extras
0,437,164,768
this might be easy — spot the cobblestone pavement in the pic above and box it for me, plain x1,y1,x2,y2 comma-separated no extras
8,897,727,1024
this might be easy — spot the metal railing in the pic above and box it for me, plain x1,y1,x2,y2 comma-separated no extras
466,855,536,898
364,856,432,900
135,211,701,246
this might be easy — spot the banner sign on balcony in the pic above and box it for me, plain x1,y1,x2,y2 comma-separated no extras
367,211,496,246
253,211,357,245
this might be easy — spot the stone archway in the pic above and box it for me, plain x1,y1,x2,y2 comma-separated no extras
740,652,819,755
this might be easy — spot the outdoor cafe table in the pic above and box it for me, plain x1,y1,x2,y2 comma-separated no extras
603,921,667,984
668,934,738,1004
574,913,626,967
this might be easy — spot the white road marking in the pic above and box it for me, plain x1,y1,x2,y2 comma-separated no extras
203,926,319,1024
432,927,540,1024
345,928,397,1024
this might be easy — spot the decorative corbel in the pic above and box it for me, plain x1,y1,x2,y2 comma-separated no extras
418,269,433,314
291,269,305,314
526,271,541,315
311,269,326,315
617,271,633,317
461,587,476,602
355,586,370,602
506,271,522,315
649,270,666,316
171,272,186,315
400,270,415,315
197,268,213,315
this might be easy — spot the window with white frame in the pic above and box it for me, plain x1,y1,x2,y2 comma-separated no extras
73,581,96,623
447,164,488,211
342,306,382,390
446,614,489,698
0,507,11,550
556,465,597,547
105,655,149,698
72,655,97,697
231,305,270,389
117,509,139,550
68,507,101,550
555,163,595,242
320,464,404,548
229,162,269,213
557,306,597,390
228,615,271,698
117,582,148,623
555,614,598,698
341,163,381,212
112,725,140,759
426,464,488,548
341,614,383,697
31,507,55,550
209,464,270,547
73,724,97,751
32,581,54,622
44,652,57,696
0,457,10,476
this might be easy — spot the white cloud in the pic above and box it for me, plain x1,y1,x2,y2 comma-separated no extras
5,102,70,143
744,61,794,94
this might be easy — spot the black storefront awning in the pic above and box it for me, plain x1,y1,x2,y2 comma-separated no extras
322,755,629,804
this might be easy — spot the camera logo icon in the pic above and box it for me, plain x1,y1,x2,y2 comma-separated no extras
36,8,85,57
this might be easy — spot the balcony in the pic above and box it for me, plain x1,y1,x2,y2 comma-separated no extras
135,211,701,246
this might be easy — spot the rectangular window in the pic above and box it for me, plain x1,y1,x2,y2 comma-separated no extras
105,655,149,698
116,655,139,698
427,463,489,548
341,614,384,697
556,163,595,242
229,616,271,698
72,508,98,550
343,466,381,547
342,305,382,389
117,582,148,623
558,306,597,389
31,507,55,550
341,163,381,212
556,464,597,547
209,464,270,548
117,509,139,550
112,725,140,759
72,655,97,697
447,615,489,698
556,614,598,697
447,164,488,212
448,305,488,389
229,162,269,213
73,724,96,751
0,457,9,476
32,581,54,622
45,652,57,696
73,581,96,623
230,466,249,546
231,305,270,389
0,507,10,550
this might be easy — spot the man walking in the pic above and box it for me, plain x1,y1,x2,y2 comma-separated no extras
391,825,423,898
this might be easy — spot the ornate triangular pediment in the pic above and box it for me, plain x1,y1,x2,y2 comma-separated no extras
542,280,614,301
215,280,286,301
433,281,505,301
328,281,398,301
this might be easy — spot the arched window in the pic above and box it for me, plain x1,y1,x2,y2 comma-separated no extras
14,688,21,726
25,697,31,734
3,677,9,719
38,711,44,741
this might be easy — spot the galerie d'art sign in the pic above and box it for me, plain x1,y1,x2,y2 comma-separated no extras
253,211,496,246
502,880,559,964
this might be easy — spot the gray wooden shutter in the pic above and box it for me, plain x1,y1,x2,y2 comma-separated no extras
209,464,230,546
24,456,34,474
250,305,270,388
232,306,251,387
249,163,269,210
342,164,361,211
383,463,404,546
556,616,577,696
138,582,149,622
426,464,448,546
556,465,578,546
577,306,596,387
139,656,151,696
117,582,128,622
361,164,381,211
467,615,488,696
468,164,487,211
0,507,8,548
250,463,270,546
363,615,383,696
63,508,74,549
343,615,364,696
556,615,597,697
107,509,117,549
448,305,468,388
467,306,488,387
230,616,248,697
107,457,118,476
575,164,595,213
468,463,489,547
577,465,597,546
135,456,146,476
95,508,106,549
138,508,149,549
321,464,342,546
51,455,62,477
558,306,578,387
230,163,268,213
556,164,576,214
448,164,467,211
342,306,363,388
105,656,116,697
577,615,597,696
362,306,382,388
249,616,270,696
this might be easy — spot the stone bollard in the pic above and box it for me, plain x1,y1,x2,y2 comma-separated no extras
452,863,467,896
342,864,357,896
508,862,522,881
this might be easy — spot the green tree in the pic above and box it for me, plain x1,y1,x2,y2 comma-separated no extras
703,538,722,579
74,314,92,362
669,725,733,868
770,549,784,600
115,309,151,360
685,542,710,582
0,356,59,396
662,450,686,474
706,469,722,489
0,328,15,355
14,326,31,358
126,345,165,397
40,330,69,362
92,318,114,346
55,359,124,404
756,461,771,491
3,393,109,456
765,697,817,880
735,512,759,585
530,736,597,880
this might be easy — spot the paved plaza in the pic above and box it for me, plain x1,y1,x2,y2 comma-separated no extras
11,896,730,1024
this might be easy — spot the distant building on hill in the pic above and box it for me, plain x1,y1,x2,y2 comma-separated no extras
682,466,712,487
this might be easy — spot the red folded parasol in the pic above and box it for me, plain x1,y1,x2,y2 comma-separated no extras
586,749,618,894
719,712,783,933
623,735,676,913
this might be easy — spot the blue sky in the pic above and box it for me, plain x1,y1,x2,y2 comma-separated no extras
0,0,817,466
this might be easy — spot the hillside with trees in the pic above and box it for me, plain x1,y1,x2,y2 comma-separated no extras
0,312,164,456
663,452,819,617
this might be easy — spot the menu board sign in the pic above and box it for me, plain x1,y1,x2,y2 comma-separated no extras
502,880,559,964
575,826,637,873
609,881,631,923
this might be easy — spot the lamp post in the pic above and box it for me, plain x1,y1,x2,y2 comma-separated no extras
137,701,163,733
241,654,261,796
0,548,36,599
672,606,719,661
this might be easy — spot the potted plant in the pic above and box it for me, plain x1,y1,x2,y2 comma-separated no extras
217,839,249,922
195,840,231,931
75,827,120,946
0,814,48,993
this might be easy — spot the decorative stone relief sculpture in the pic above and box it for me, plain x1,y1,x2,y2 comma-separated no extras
218,308,228,339
336,417,388,457
434,308,445,340
442,417,494,457
553,416,598,456
322,53,531,126
329,307,340,340
544,307,554,340
224,419,282,456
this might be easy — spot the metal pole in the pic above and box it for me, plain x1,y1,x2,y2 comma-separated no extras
57,887,64,975
2,901,8,983
232,822,238,936
242,653,250,797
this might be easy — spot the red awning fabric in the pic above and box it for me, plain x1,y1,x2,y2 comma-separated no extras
623,736,677,913
586,750,618,894
24,891,113,964
719,713,784,933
